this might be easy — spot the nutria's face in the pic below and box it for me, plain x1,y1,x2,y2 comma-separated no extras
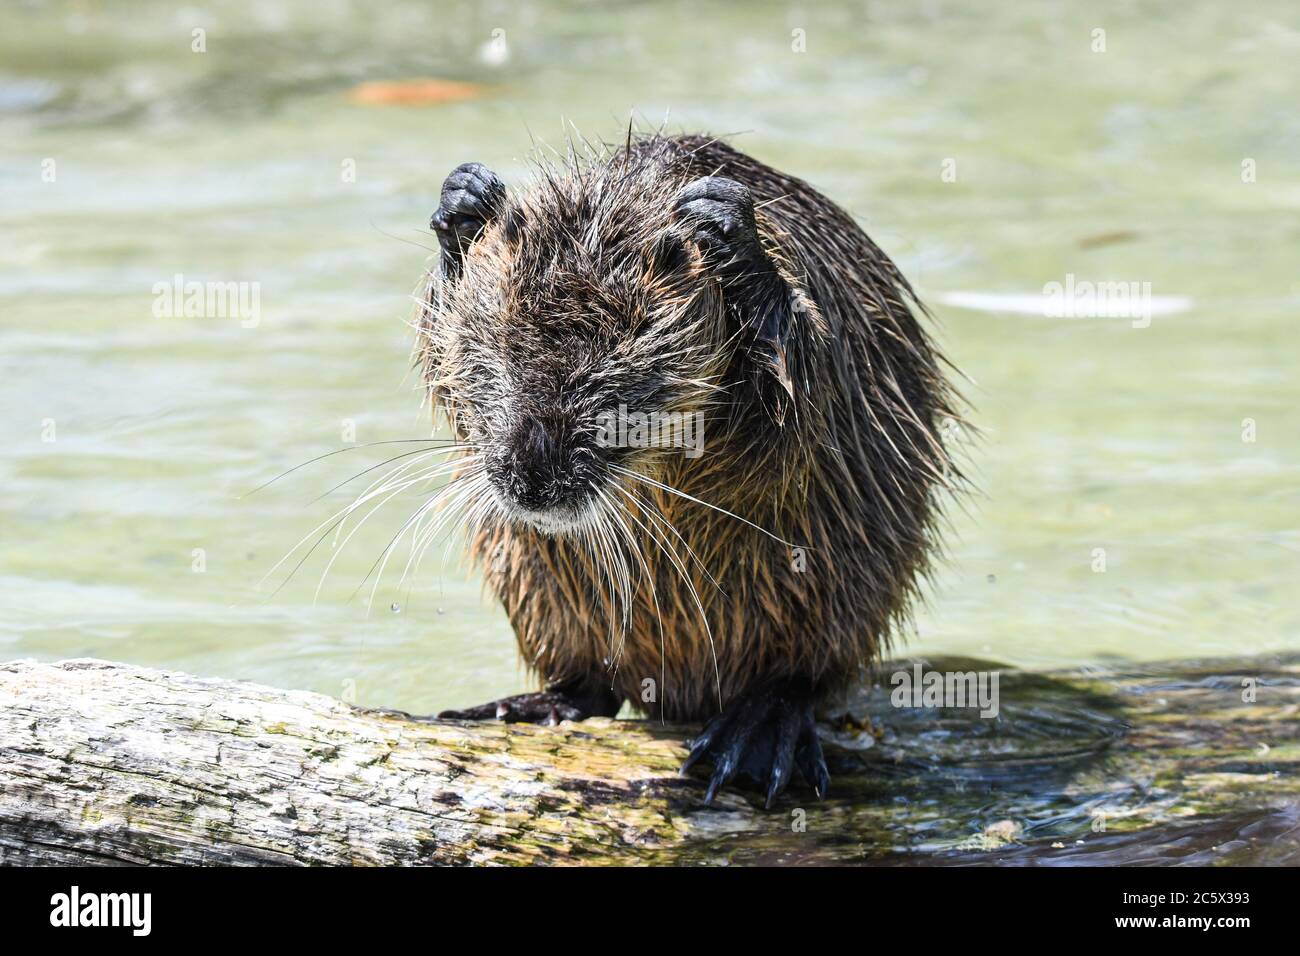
423,172,728,536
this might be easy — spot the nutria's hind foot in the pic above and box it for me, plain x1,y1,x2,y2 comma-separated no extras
682,679,830,808
438,678,621,726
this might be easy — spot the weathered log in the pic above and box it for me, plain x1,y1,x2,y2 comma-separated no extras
1,655,1298,865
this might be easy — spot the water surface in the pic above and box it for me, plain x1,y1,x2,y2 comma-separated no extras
2,0,1297,713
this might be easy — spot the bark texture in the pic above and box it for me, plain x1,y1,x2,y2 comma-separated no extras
2,655,1297,866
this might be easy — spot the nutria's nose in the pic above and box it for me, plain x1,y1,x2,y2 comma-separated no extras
500,414,567,511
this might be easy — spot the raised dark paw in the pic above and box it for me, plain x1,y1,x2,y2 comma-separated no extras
430,162,506,275
671,175,763,270
682,680,830,807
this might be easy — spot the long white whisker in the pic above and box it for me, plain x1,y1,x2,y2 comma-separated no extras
610,478,722,710
359,470,486,611
578,517,618,648
329,451,473,547
623,486,725,598
610,464,797,548
587,491,634,651
596,483,663,689
244,438,467,497
401,469,488,592
588,487,634,630
312,444,477,503
260,452,470,594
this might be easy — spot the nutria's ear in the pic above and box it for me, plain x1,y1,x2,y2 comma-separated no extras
749,275,797,410
430,163,507,279
672,175,796,421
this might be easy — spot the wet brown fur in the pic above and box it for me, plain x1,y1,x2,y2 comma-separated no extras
419,134,964,722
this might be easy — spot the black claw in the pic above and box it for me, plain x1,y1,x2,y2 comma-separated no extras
681,737,711,774
703,770,724,805
682,712,726,773
765,704,800,808
792,706,829,798
706,743,739,803
764,764,787,810
795,740,829,800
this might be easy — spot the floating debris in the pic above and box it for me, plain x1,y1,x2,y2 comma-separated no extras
1077,229,1141,249
348,79,485,106
958,819,1024,851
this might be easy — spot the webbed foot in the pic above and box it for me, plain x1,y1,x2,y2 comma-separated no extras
681,679,830,807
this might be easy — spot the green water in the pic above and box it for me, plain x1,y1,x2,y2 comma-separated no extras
2,0,1297,715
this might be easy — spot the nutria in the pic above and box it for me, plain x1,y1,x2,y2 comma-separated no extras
419,133,963,805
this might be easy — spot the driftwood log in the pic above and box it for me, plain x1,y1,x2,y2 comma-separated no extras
1,655,1298,866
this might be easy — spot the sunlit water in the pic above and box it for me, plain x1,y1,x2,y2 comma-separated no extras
2,0,1297,715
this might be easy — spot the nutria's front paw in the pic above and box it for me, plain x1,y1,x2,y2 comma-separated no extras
430,162,506,275
672,175,763,270
438,681,621,725
438,692,589,725
681,680,830,808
